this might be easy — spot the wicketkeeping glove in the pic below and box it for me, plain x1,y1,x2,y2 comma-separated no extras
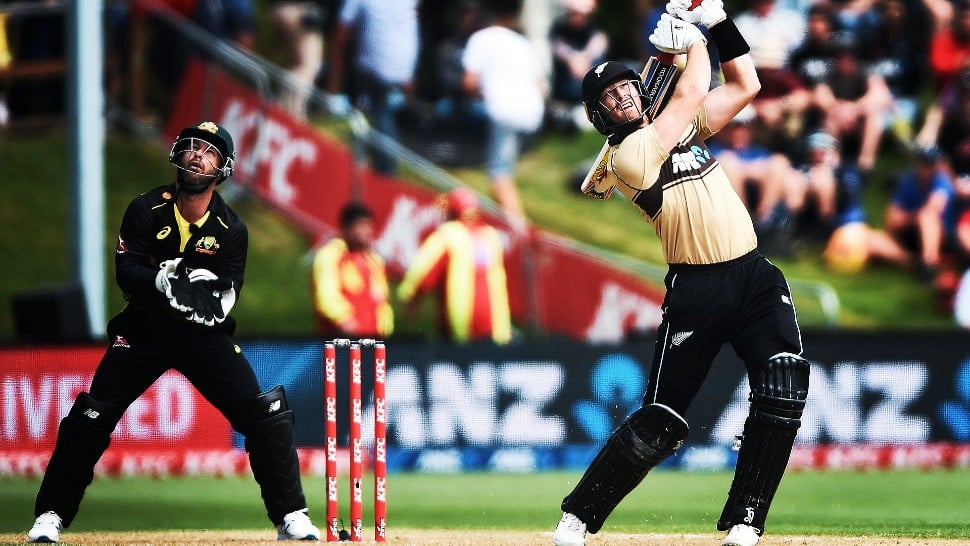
649,13,707,55
166,262,235,326
155,258,182,298
667,0,726,28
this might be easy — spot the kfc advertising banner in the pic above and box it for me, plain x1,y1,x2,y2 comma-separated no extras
164,60,665,343
5,332,969,475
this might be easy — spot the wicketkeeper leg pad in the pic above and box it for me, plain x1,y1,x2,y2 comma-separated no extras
241,385,307,526
35,393,123,527
718,353,810,534
561,404,689,534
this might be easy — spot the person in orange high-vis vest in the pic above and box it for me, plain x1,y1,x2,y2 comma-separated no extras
398,187,512,344
311,202,393,338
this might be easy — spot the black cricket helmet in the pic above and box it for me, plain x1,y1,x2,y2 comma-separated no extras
168,121,236,183
581,61,650,136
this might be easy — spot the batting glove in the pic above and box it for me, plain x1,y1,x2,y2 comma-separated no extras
667,0,726,28
649,13,707,55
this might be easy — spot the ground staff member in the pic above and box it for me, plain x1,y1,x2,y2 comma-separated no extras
27,121,320,544
397,187,512,344
311,201,393,338
553,3,809,546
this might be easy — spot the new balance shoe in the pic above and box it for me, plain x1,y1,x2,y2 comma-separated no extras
722,523,760,546
28,511,62,543
277,508,320,541
552,512,586,546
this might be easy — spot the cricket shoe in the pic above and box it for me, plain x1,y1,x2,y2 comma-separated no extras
28,511,62,543
722,524,760,546
552,512,586,546
277,508,320,541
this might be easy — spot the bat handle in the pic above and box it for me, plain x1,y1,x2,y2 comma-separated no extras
657,52,675,65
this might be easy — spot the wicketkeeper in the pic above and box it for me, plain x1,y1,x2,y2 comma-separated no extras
27,121,320,543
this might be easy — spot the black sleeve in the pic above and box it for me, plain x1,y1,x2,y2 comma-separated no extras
115,197,162,299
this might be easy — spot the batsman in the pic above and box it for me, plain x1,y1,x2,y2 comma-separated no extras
553,2,809,546
27,121,320,543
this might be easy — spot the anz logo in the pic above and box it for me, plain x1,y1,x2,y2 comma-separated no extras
670,145,710,174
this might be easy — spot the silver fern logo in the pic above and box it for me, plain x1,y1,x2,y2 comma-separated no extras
671,331,693,346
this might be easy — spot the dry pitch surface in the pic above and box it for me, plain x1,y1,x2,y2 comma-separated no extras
2,530,970,545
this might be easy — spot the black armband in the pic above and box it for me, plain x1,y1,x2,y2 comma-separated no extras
708,18,750,63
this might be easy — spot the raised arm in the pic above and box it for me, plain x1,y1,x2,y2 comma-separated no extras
704,45,761,132
648,14,712,150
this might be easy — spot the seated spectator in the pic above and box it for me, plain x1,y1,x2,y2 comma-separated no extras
735,0,811,148
547,0,608,131
707,106,803,247
788,4,841,89
811,32,893,171
734,0,806,61
793,131,852,230
927,0,970,89
915,0,970,147
795,131,912,272
857,0,929,145
885,145,958,280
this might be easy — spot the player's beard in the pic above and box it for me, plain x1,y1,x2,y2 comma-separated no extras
177,160,218,195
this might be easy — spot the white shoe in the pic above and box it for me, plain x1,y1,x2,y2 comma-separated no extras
277,508,320,541
28,511,62,543
552,512,586,546
722,523,760,546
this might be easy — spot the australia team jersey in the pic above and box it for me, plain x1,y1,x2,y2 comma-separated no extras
603,106,758,265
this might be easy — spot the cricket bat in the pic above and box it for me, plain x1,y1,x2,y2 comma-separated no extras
579,53,679,199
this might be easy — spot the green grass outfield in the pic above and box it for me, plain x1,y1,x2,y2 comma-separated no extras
0,470,968,538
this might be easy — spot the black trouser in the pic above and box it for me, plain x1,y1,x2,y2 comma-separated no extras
35,309,306,527
645,251,802,413
561,251,804,535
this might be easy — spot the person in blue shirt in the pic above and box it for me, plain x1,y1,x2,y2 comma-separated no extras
885,144,957,281
796,131,911,273
708,105,804,252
